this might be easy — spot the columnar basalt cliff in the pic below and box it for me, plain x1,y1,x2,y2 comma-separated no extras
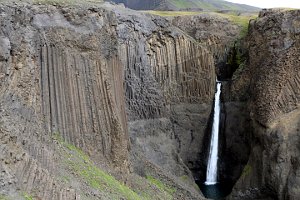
0,1,219,199
3,1,300,200
229,9,300,200
0,3,130,199
172,14,241,66
172,13,253,185
113,7,216,182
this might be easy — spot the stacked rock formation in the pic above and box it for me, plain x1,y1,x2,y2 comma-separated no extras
113,7,217,181
172,14,241,66
0,1,219,199
229,9,300,200
0,3,130,199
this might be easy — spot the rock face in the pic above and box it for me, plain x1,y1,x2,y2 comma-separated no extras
229,9,300,200
172,14,252,185
218,102,251,183
113,7,216,182
6,2,300,200
172,14,241,63
172,14,243,80
0,3,129,199
0,2,217,199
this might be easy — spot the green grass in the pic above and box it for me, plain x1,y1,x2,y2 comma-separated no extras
60,175,71,184
143,10,202,16
144,10,256,37
58,141,141,199
0,194,9,200
241,164,252,178
180,175,189,182
53,132,176,200
193,1,216,11
24,193,34,200
166,0,259,12
216,13,257,37
52,132,64,142
169,0,195,9
146,175,176,199
0,192,34,200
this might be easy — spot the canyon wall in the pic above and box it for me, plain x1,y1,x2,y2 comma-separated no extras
0,2,218,199
172,13,252,185
0,3,131,199
5,2,300,200
172,14,241,67
229,9,300,200
112,7,217,182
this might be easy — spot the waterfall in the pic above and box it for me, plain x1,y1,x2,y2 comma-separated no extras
205,82,221,185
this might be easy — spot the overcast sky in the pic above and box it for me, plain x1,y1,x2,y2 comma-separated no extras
225,0,300,8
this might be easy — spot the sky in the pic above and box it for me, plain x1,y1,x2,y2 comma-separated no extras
225,0,300,8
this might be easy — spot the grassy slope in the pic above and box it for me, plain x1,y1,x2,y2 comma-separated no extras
34,0,260,13
145,10,257,37
217,12,256,36
144,10,203,16
167,0,259,12
52,133,176,200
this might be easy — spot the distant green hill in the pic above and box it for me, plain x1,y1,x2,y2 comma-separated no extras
109,0,260,12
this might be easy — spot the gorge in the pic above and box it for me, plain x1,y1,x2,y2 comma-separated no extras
0,1,300,200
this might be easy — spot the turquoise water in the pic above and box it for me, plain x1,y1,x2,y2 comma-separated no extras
198,182,234,200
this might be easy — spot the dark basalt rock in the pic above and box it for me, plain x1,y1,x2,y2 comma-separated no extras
229,9,300,200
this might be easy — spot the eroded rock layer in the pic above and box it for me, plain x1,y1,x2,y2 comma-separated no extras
0,2,217,199
113,7,216,182
0,3,129,199
229,9,300,200
172,14,241,68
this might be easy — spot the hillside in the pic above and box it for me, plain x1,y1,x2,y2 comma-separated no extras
109,0,260,12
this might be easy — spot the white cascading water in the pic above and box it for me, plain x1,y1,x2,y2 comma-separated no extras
205,82,221,185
